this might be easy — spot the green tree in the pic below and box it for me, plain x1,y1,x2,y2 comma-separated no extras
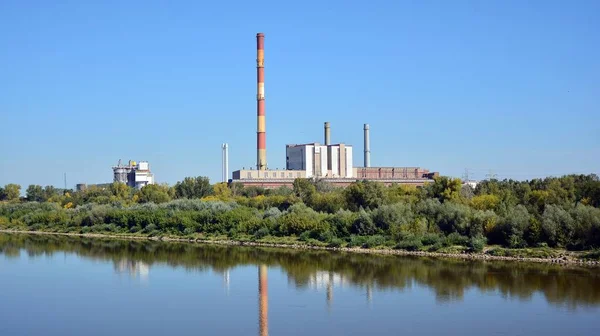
26,185,44,202
109,182,131,200
426,176,463,203
174,177,213,199
2,184,21,201
344,180,385,211
137,184,172,204
43,186,60,201
292,178,316,203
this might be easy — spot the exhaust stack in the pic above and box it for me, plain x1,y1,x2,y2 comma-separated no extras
222,143,229,183
256,33,267,170
364,124,370,167
325,122,332,171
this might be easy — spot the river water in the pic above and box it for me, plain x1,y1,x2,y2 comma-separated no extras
0,233,599,336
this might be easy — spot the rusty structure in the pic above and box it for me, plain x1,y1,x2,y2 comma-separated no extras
256,33,267,171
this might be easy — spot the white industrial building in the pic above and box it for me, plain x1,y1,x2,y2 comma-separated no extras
112,160,155,189
286,143,353,178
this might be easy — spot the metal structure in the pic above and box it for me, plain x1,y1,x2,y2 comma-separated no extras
324,122,332,170
364,123,371,167
112,160,155,189
222,143,229,183
256,33,267,171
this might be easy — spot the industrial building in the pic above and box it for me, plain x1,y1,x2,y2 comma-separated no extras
112,160,155,189
229,33,439,189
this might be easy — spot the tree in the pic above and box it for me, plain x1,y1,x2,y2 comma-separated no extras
174,177,213,199
2,184,21,201
213,182,232,199
426,176,463,203
26,185,45,202
43,186,60,201
344,180,385,211
109,182,131,200
137,184,172,204
292,178,316,203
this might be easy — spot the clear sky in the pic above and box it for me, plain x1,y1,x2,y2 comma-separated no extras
1,0,598,188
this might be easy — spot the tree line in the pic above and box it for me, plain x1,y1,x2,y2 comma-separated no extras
1,174,599,252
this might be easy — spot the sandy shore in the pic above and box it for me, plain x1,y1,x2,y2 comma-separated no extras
1,229,598,267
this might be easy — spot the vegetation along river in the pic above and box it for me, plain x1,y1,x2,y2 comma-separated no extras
0,233,599,335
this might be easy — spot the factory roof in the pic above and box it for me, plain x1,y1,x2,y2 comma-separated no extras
286,142,352,147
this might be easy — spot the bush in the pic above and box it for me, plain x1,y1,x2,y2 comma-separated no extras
327,238,344,248
351,209,376,236
363,235,387,248
347,235,369,248
468,235,487,252
299,231,311,242
446,232,469,246
428,242,444,252
421,233,443,246
396,237,423,251
254,227,270,239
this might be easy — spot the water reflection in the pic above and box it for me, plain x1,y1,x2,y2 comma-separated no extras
1,233,600,313
113,258,149,281
259,264,268,336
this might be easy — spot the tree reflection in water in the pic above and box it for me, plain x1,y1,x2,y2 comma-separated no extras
1,233,599,312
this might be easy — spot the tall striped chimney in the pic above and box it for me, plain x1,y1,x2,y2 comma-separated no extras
364,123,371,167
256,33,267,170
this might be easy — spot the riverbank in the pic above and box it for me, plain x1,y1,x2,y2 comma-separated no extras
2,229,599,267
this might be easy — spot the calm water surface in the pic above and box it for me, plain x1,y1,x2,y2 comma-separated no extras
1,233,599,336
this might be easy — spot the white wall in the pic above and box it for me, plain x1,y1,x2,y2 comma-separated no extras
345,146,353,178
305,145,314,177
330,146,339,177
318,145,328,177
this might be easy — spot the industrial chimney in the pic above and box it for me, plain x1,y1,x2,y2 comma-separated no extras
256,33,267,170
222,143,229,183
364,124,370,167
324,122,332,171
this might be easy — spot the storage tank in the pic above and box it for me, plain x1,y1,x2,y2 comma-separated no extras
113,168,128,184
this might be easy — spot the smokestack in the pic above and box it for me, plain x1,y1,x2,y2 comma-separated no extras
222,143,229,183
325,122,332,171
256,33,267,170
364,124,370,167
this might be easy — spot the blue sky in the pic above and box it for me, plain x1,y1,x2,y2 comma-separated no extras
1,0,598,188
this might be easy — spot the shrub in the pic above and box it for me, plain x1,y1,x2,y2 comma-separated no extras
421,233,443,246
327,238,344,248
468,235,487,252
347,235,369,248
396,236,423,251
254,227,270,239
446,232,469,246
351,209,376,236
363,235,387,248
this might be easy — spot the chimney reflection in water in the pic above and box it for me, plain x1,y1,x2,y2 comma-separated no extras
259,264,268,336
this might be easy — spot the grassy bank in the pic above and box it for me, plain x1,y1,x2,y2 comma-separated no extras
2,229,598,266
2,175,600,265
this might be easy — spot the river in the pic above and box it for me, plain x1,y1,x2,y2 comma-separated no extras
0,233,599,335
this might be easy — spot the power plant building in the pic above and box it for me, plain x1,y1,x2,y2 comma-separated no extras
229,32,440,189
286,143,353,178
112,160,155,189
